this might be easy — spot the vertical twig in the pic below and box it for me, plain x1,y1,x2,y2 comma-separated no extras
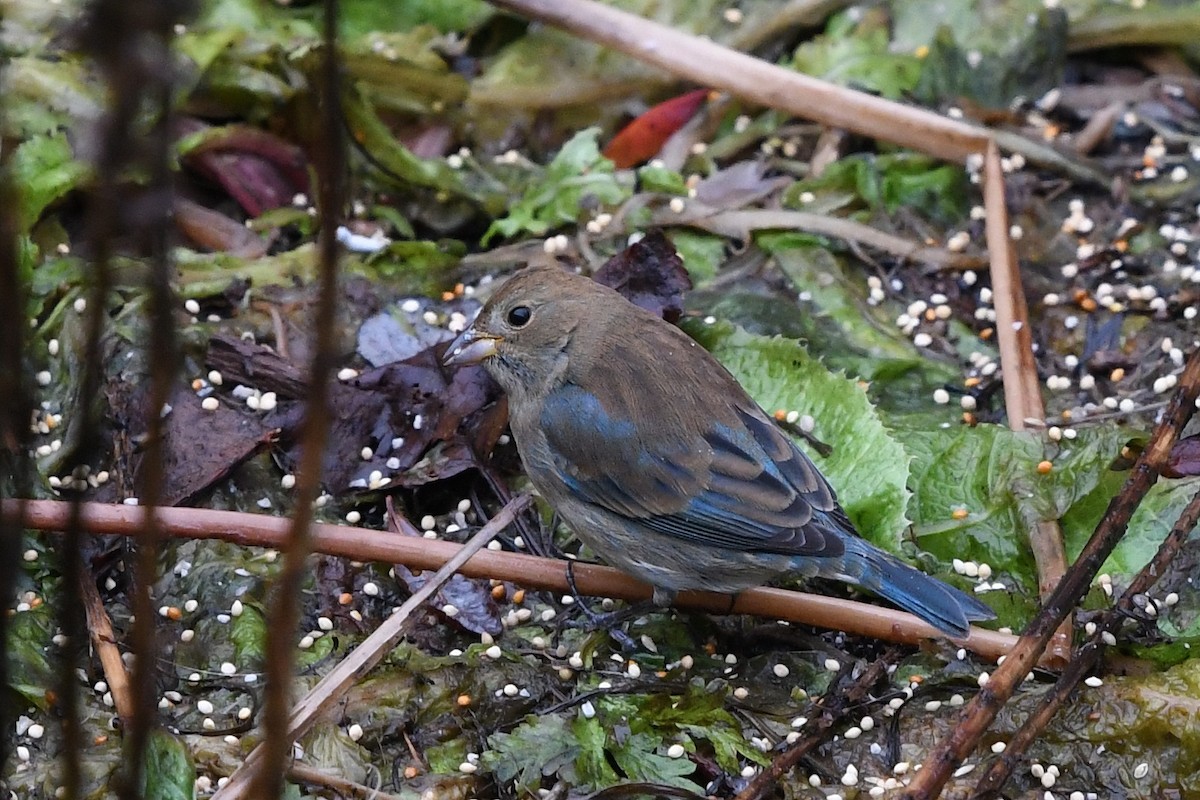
983,142,1072,664
0,63,34,773
250,0,345,796
63,0,151,790
119,1,185,793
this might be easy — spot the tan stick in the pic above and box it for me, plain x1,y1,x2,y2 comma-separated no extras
485,0,991,161
8,499,1018,662
983,143,1072,664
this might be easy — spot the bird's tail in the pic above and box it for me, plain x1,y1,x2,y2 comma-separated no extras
840,539,995,638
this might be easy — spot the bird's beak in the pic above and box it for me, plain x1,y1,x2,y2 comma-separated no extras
443,327,501,366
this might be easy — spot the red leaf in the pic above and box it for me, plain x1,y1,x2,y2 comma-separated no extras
602,89,709,168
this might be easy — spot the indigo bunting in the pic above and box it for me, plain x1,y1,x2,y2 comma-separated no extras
445,265,994,637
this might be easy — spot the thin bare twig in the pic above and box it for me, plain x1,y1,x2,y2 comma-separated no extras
970,486,1200,798
122,10,183,794
734,651,899,800
8,500,1021,663
80,573,135,723
898,347,1200,800
650,205,985,271
211,495,529,800
0,67,34,773
252,3,345,795
288,763,409,800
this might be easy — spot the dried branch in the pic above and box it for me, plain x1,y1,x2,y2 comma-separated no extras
970,486,1200,798
734,650,899,800
897,346,1200,800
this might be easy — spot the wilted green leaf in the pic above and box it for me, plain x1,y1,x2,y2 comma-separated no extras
1064,472,1200,581
230,603,267,664
784,153,968,224
899,1,1068,108
761,236,959,398
485,714,581,790
139,730,194,800
668,229,725,284
610,732,697,788
793,9,923,99
898,422,1127,603
637,164,688,195
6,601,56,708
336,0,493,36
485,128,632,243
10,133,91,232
571,715,620,788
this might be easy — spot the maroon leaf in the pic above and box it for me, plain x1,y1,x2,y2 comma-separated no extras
593,229,693,322
1165,435,1200,478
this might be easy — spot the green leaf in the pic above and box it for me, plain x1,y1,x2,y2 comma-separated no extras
760,237,960,402
793,9,923,99
684,320,910,549
9,133,91,232
6,601,56,708
899,423,1040,584
897,423,1126,601
336,0,492,36
139,730,195,800
899,1,1068,108
783,153,967,224
230,603,267,665
484,714,580,790
571,715,620,788
610,732,697,788
484,128,632,244
342,91,498,209
637,164,688,195
668,230,725,284
1064,473,1200,581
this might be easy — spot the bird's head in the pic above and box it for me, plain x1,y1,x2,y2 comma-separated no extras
443,265,595,401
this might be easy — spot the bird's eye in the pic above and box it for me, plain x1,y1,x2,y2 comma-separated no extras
506,305,532,327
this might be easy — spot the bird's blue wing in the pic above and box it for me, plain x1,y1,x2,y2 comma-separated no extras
538,383,848,558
